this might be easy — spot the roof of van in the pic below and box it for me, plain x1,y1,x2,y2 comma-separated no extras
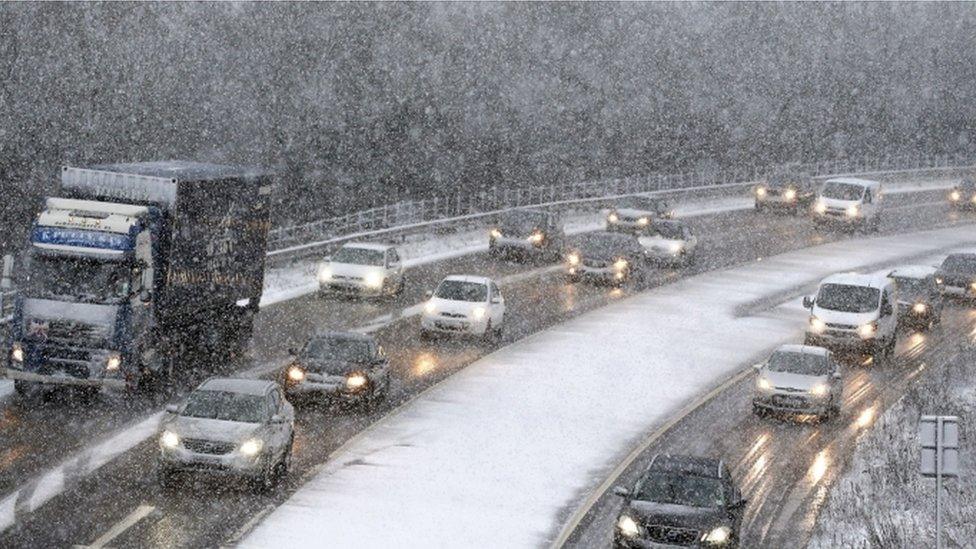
198,377,274,396
83,161,270,182
443,274,492,285
343,242,392,252
823,177,881,188
821,272,891,289
776,344,830,357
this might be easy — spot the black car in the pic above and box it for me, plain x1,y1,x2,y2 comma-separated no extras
607,196,674,233
565,232,647,286
613,454,746,548
754,167,816,214
948,178,976,210
284,331,391,407
936,252,976,298
489,208,566,260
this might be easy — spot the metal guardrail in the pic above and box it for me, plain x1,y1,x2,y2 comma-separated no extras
266,152,976,261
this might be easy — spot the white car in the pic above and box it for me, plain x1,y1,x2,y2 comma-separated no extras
637,220,698,266
420,275,505,341
812,177,883,230
318,242,405,297
606,196,673,233
156,378,295,491
803,272,898,361
753,344,842,421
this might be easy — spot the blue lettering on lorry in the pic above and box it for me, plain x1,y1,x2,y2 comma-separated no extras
5,161,273,393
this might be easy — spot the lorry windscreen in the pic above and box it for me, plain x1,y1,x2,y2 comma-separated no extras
816,284,880,313
27,255,129,304
821,182,864,201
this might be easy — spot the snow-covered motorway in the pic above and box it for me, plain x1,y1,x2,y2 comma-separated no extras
0,183,968,547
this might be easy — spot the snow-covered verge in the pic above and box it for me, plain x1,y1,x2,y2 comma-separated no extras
241,225,976,549
807,347,976,548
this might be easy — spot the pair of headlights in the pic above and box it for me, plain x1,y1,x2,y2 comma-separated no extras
10,343,121,372
423,301,486,320
756,187,797,201
159,431,265,457
617,515,731,543
318,266,385,289
808,317,876,339
287,365,368,389
757,376,828,396
607,213,650,226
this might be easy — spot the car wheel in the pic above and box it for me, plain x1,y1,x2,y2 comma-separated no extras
483,321,495,344
395,277,405,296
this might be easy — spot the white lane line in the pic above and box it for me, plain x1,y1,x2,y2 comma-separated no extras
75,504,155,549
220,503,275,549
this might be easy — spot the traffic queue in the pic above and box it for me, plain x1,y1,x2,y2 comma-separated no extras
151,170,973,547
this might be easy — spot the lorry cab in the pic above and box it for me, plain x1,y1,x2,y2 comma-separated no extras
803,272,898,362
812,177,883,230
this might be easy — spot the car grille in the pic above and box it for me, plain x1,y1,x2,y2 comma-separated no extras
643,524,701,546
332,275,363,282
826,322,855,330
766,188,783,197
583,259,608,268
440,312,467,319
182,438,236,455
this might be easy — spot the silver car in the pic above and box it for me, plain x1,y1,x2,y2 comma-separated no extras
156,378,295,491
752,345,842,421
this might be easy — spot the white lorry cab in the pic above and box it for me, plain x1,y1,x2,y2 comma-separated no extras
803,272,898,361
812,177,883,230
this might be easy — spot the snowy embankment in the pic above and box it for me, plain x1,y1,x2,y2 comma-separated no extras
241,225,976,549
808,348,976,548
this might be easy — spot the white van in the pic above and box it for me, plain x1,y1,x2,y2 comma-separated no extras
802,273,898,361
812,177,883,230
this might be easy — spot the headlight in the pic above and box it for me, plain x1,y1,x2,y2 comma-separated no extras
951,190,961,201
528,231,544,244
567,252,580,266
784,188,797,201
669,242,683,254
637,217,650,226
287,365,305,382
757,377,771,391
702,525,731,544
913,302,927,314
106,352,122,372
424,300,438,315
613,258,629,271
809,316,826,334
936,277,943,285
471,306,487,320
364,271,384,289
814,200,827,214
846,204,859,217
756,187,767,198
318,265,333,283
160,430,180,450
239,438,264,456
608,212,619,223
489,228,502,239
346,373,368,389
810,383,828,397
858,322,877,339
971,195,976,204
616,514,640,538
11,342,24,363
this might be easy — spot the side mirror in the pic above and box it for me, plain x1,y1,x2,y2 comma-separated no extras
165,404,179,415
832,372,842,380
425,290,433,299
802,296,815,309
752,363,765,373
491,297,502,304
322,256,332,262
612,486,630,498
139,288,152,303
288,347,298,356
270,414,286,424
729,498,748,510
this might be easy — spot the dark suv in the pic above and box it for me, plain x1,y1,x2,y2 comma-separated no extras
948,178,976,210
754,167,816,214
613,454,746,548
936,252,976,298
488,208,566,260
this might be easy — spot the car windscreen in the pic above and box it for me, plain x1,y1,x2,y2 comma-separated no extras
498,211,547,232
617,197,663,211
766,173,808,187
942,254,976,274
821,182,864,201
816,283,880,313
768,351,831,376
435,280,487,302
333,247,385,266
181,390,268,423
643,223,685,240
635,472,725,508
26,254,129,304
893,277,930,299
303,337,373,363
578,235,636,260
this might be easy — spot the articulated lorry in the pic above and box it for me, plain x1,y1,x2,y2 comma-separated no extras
5,161,273,395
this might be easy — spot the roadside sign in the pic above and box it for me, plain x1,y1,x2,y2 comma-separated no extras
920,415,959,477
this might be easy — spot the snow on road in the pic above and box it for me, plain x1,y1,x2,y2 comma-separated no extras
242,225,976,549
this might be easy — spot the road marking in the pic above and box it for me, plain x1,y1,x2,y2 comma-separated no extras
75,504,154,549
